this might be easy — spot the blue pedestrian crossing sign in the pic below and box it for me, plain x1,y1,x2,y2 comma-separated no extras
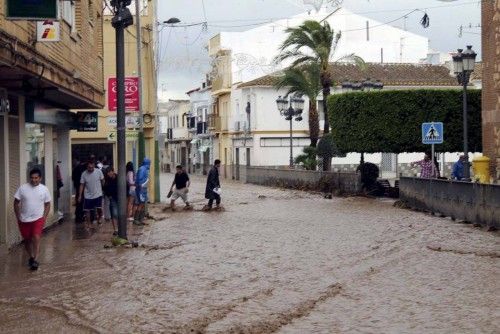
422,122,444,144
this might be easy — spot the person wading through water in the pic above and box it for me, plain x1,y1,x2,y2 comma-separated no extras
202,159,222,211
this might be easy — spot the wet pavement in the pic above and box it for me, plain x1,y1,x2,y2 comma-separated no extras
0,173,499,333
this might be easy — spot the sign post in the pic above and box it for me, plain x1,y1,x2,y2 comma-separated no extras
422,122,444,178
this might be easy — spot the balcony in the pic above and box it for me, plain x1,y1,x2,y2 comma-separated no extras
197,122,208,135
208,115,221,132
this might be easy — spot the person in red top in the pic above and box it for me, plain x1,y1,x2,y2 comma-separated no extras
14,168,51,271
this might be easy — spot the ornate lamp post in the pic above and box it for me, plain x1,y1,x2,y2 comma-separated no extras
452,45,477,181
276,94,304,168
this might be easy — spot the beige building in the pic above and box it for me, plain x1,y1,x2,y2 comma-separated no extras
208,38,233,179
71,0,159,199
0,0,105,247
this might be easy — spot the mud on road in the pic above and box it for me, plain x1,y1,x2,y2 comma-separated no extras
0,174,498,333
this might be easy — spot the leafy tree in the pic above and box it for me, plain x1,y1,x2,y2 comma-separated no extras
316,132,343,169
275,63,321,147
275,20,364,135
327,89,482,153
294,146,318,170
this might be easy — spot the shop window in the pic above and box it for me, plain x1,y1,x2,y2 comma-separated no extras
25,123,46,182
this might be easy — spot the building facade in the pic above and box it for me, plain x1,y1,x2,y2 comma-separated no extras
186,85,214,174
233,63,470,178
202,6,434,180
0,0,105,247
70,0,160,199
159,100,191,172
481,0,500,183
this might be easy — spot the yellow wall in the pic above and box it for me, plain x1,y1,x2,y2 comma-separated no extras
71,1,158,197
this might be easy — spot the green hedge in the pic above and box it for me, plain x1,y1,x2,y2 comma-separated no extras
327,89,482,153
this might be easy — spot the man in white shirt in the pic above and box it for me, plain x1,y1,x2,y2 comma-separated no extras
14,168,51,271
78,161,104,228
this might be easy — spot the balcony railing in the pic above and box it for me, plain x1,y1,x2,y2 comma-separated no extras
208,115,221,131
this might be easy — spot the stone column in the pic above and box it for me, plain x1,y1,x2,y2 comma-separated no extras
482,0,500,182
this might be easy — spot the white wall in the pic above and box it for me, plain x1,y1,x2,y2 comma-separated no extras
217,7,429,84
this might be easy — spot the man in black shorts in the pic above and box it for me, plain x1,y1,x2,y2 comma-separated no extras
169,165,191,210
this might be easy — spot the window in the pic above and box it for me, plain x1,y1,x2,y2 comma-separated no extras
260,137,309,147
61,0,76,31
88,0,95,23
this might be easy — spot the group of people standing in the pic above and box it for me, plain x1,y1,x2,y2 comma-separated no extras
13,157,223,271
411,152,467,180
72,156,152,233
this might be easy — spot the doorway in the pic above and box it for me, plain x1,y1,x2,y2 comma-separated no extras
235,147,240,181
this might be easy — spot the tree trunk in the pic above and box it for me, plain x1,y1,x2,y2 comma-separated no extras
308,100,319,147
320,70,331,134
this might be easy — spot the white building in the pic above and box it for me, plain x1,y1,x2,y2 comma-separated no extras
231,62,466,179
210,6,431,85
159,100,191,172
186,84,214,174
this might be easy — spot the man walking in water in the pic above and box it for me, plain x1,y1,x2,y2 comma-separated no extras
78,160,105,229
133,158,151,226
203,159,222,211
169,165,191,211
14,168,51,270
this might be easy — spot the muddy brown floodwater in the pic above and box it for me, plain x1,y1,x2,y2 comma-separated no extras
0,173,499,333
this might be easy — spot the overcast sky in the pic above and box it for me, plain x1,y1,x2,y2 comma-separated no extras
157,0,481,100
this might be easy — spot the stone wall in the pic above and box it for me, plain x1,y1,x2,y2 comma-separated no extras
243,167,361,195
482,1,500,183
400,177,500,229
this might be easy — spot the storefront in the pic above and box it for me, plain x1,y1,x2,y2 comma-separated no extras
0,94,74,247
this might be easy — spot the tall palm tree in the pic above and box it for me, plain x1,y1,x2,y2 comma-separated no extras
275,63,321,147
275,20,363,134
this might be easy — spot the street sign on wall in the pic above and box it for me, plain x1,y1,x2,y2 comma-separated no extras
6,0,58,20
107,131,139,142
36,20,60,42
422,122,444,145
106,115,141,129
107,77,140,112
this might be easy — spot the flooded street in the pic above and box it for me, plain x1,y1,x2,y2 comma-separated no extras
0,173,498,333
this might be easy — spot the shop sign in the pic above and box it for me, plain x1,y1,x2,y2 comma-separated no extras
107,77,140,112
76,112,98,132
6,0,58,20
36,20,60,42
25,100,76,128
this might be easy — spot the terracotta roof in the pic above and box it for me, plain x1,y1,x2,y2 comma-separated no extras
470,62,482,81
237,63,457,88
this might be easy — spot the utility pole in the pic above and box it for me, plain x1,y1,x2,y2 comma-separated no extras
111,0,133,240
135,0,146,163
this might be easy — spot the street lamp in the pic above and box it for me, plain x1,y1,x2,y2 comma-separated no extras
276,94,304,168
452,45,477,181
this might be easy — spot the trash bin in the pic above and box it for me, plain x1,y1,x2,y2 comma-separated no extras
472,156,490,183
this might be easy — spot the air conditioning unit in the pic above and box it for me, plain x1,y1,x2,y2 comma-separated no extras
241,121,247,132
234,121,240,131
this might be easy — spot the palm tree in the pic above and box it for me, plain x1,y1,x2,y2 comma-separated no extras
275,20,363,134
275,63,321,147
